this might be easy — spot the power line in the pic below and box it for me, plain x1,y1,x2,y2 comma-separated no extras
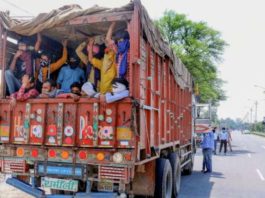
1,0,33,15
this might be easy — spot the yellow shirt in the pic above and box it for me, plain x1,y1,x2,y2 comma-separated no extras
91,49,116,94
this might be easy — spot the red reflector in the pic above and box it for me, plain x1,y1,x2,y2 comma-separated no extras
48,150,56,158
79,151,87,160
31,149,38,158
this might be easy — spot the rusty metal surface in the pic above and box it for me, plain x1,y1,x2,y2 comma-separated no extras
132,161,155,196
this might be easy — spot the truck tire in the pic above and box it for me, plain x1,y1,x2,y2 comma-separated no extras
183,153,194,175
155,158,173,198
168,152,181,198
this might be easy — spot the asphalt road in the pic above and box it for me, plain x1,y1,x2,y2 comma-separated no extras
179,131,265,198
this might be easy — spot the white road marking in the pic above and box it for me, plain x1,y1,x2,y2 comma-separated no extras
262,146,265,149
247,153,251,158
256,169,265,181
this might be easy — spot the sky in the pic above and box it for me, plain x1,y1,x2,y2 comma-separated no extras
1,0,265,121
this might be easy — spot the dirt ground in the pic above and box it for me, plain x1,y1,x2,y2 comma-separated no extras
0,174,33,198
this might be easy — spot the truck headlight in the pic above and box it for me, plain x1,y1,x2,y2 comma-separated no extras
113,152,123,163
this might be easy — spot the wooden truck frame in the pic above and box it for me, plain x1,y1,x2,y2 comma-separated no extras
0,1,195,197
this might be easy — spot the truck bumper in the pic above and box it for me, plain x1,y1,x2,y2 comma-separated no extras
6,177,118,198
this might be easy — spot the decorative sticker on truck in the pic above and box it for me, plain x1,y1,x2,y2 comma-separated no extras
98,126,114,147
24,103,31,143
46,124,57,145
116,127,133,148
81,125,94,145
93,103,99,146
63,126,74,145
30,125,43,144
57,103,64,145
14,116,26,143
0,125,9,142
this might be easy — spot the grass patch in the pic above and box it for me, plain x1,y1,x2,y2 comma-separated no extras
251,131,265,137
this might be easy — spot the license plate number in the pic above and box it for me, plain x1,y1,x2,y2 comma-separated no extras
98,180,113,192
41,177,78,192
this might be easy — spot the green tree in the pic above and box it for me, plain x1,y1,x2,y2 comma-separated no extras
155,11,227,104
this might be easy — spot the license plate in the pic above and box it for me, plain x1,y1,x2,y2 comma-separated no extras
41,177,78,192
98,180,113,192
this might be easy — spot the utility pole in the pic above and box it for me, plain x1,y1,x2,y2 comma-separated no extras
254,101,258,123
254,101,258,132
250,108,253,124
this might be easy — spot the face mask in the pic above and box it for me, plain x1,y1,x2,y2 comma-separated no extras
69,63,77,69
112,82,126,93
40,59,49,67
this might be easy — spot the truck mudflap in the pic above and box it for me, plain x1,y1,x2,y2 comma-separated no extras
6,177,119,198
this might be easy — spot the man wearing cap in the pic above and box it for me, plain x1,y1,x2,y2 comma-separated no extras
5,33,41,94
201,126,214,173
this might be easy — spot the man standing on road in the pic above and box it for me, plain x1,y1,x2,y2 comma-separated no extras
201,127,214,173
227,129,233,152
213,127,218,155
219,127,228,154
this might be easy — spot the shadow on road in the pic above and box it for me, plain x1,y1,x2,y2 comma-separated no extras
179,170,224,198
217,149,255,157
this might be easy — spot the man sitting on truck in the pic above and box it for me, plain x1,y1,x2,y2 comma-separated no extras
82,78,129,103
100,78,129,103
9,74,39,109
56,82,82,102
56,53,85,93
38,79,63,98
5,33,41,95
35,39,68,92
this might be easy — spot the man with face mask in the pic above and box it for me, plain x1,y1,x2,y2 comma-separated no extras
5,33,41,94
57,53,85,93
35,39,68,92
88,22,130,94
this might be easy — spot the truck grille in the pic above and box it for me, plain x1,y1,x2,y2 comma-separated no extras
99,166,128,182
1,158,27,173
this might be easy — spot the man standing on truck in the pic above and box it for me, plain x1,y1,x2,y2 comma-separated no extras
88,22,130,94
5,33,41,94
35,39,68,92
201,127,214,173
75,37,105,89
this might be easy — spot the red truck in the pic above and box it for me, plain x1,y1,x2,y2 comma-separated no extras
0,1,194,197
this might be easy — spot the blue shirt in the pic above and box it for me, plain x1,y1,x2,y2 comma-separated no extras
57,65,85,93
201,132,214,149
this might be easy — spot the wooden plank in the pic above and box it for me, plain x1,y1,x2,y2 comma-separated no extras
0,26,7,98
62,11,133,26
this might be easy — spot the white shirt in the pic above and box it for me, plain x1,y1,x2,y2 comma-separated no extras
213,133,218,140
219,131,228,140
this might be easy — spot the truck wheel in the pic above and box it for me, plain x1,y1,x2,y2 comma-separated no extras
183,153,194,175
155,158,173,198
168,152,181,198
